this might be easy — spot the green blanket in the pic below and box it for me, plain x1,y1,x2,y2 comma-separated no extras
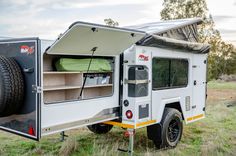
55,58,112,72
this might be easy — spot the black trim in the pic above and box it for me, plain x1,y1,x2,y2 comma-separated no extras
0,127,39,141
119,53,124,119
36,39,41,141
0,37,39,43
45,46,51,52
168,60,171,86
152,85,188,91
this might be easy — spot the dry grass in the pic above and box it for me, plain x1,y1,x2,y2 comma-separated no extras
59,137,78,156
0,81,235,156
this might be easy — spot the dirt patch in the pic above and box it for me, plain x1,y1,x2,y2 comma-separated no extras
207,89,236,102
218,74,236,82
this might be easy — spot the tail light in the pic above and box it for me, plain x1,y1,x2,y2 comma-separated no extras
126,110,133,119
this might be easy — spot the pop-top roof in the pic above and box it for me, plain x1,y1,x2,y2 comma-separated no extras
125,18,202,34
126,18,210,54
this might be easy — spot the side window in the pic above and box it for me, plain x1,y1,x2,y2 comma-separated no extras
152,58,188,90
170,59,188,87
152,58,170,88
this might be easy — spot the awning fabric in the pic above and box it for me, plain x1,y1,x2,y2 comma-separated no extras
137,35,210,54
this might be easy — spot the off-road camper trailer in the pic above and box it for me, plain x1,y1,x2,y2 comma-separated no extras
0,18,209,154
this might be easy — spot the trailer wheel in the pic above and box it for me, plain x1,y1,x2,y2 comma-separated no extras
148,108,183,149
87,123,113,134
0,56,24,117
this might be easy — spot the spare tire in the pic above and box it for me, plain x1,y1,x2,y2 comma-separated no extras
0,56,24,117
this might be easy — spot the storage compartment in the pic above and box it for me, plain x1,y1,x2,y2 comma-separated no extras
83,85,113,99
44,89,81,103
43,72,82,87
128,66,149,97
84,74,98,86
97,74,111,85
43,54,114,103
84,73,111,86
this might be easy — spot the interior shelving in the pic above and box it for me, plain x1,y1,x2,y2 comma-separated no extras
43,54,114,103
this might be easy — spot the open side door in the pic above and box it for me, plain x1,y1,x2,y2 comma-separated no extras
192,54,207,120
46,21,146,56
0,38,41,140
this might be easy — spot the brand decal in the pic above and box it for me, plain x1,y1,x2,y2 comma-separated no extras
20,45,35,54
138,54,149,61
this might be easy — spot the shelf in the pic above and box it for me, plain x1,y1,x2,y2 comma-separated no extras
84,84,113,88
43,55,114,103
43,71,113,74
44,84,113,91
43,71,82,74
44,85,81,91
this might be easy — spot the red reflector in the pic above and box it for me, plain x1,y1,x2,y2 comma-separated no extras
126,110,133,119
124,130,135,137
28,125,35,136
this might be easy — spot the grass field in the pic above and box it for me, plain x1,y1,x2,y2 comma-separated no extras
0,81,235,156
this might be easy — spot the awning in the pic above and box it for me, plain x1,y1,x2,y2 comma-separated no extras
137,35,210,54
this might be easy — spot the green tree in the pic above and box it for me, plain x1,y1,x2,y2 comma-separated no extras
161,0,208,20
104,18,119,27
161,0,236,80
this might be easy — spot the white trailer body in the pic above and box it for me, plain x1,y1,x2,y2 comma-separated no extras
0,19,209,149
121,45,207,128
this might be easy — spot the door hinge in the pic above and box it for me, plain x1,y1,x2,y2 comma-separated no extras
32,85,42,93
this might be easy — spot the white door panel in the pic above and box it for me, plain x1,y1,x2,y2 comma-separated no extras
46,22,146,56
192,54,207,117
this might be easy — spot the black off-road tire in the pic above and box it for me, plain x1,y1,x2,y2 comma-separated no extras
0,56,24,117
147,108,183,149
87,123,113,134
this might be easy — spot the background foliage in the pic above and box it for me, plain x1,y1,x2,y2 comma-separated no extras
106,0,236,80
161,0,236,80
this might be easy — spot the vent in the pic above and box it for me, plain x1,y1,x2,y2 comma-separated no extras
185,96,191,111
139,104,149,119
